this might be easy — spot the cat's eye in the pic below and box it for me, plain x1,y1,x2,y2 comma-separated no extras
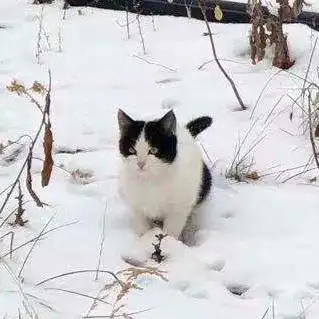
128,146,136,155
149,147,158,155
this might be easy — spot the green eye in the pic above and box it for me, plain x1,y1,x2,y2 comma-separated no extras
128,146,136,154
149,147,158,155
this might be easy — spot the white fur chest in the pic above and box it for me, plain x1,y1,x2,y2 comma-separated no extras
120,168,176,219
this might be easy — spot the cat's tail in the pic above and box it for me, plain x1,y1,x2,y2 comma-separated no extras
186,116,213,138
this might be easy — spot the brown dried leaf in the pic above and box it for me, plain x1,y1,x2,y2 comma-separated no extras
41,124,54,187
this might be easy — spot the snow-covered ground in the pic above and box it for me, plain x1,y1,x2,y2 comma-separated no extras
1,0,319,318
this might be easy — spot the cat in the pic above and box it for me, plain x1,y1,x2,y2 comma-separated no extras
117,109,212,241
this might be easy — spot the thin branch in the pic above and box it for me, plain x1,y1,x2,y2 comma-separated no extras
1,259,39,319
281,167,317,183
32,156,71,176
95,200,107,281
197,58,247,70
126,5,130,39
0,200,31,228
0,220,79,259
36,270,123,287
133,54,176,72
307,89,319,171
44,287,110,305
135,9,146,55
0,231,14,259
197,0,246,110
301,37,318,106
83,308,152,319
26,149,43,207
250,69,283,119
18,213,56,278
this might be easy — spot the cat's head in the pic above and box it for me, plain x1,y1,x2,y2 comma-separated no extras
117,109,177,175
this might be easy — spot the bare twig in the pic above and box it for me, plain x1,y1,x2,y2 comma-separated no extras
281,167,317,183
151,13,156,31
36,270,123,287
0,231,14,259
12,181,29,226
126,5,130,39
301,37,318,107
26,149,43,207
197,0,246,110
250,69,282,119
95,201,107,281
135,9,146,55
32,156,71,176
133,54,176,72
197,58,246,70
44,287,111,305
0,183,14,198
36,5,45,64
0,200,31,228
307,89,319,171
58,28,62,52
1,259,39,319
1,220,79,259
18,213,56,278
83,309,152,318
260,305,270,319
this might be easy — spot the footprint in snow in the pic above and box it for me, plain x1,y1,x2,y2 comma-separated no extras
172,281,209,299
207,259,225,272
226,283,250,297
221,211,234,219
156,78,181,85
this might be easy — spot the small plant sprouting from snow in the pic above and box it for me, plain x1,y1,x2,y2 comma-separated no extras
86,266,167,318
225,156,260,182
151,233,167,263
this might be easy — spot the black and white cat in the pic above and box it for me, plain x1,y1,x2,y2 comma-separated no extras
117,109,212,241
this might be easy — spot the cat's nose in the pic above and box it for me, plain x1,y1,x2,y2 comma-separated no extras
137,161,146,169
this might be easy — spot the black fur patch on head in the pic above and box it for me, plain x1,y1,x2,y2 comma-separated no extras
186,116,213,138
119,120,145,157
197,162,212,204
118,109,145,157
144,120,177,163
119,121,145,157
117,109,178,163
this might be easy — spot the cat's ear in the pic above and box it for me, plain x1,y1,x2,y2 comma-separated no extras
158,110,176,133
118,109,134,134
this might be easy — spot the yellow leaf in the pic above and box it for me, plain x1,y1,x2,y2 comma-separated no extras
214,5,223,21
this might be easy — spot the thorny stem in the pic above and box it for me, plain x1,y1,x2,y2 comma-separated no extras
0,70,51,217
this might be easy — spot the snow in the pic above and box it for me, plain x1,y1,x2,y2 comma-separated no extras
1,0,319,318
